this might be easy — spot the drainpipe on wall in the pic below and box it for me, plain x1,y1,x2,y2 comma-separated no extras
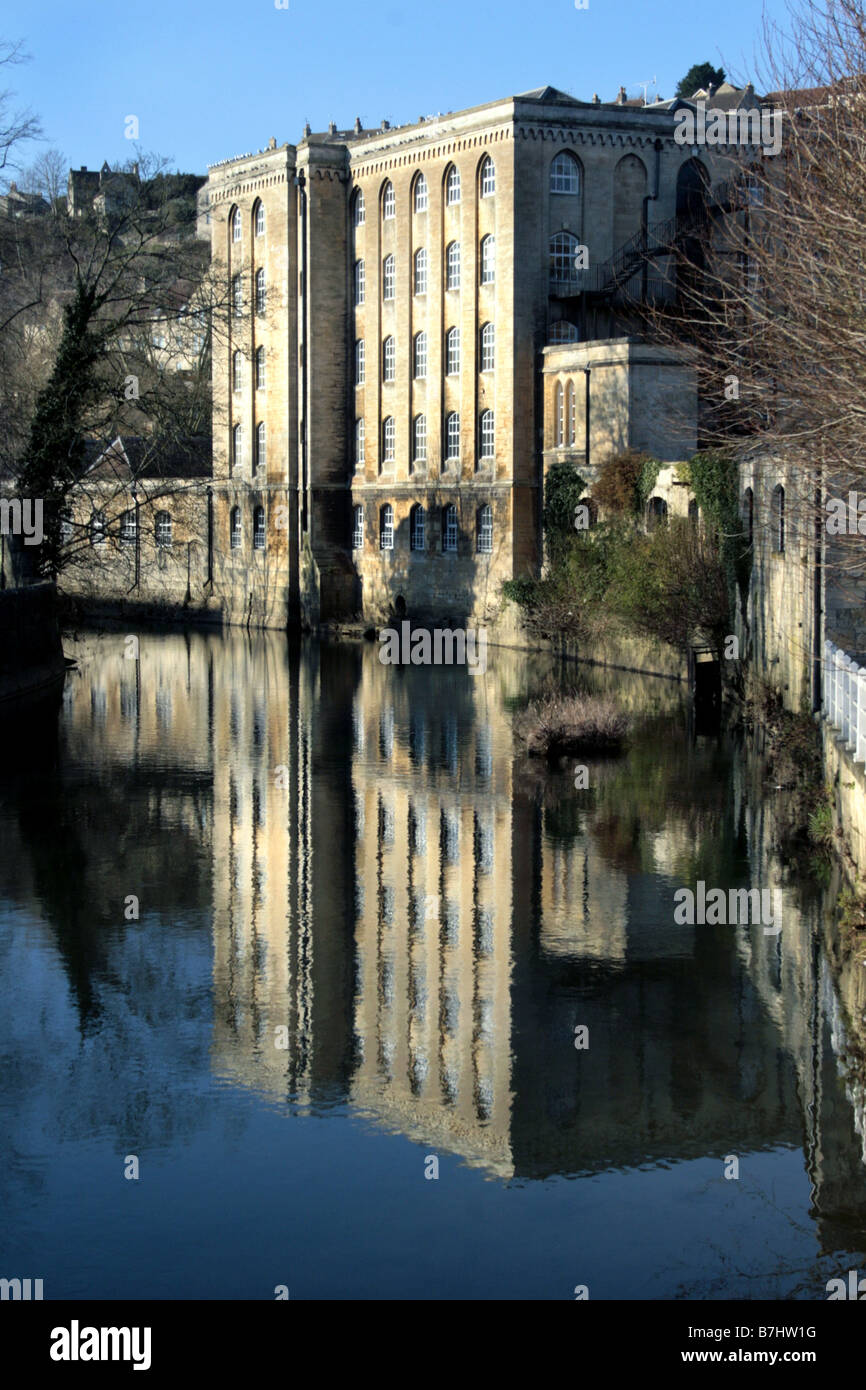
132,486,140,590
813,469,823,713
295,171,308,535
584,367,591,474
206,485,214,587
641,138,663,302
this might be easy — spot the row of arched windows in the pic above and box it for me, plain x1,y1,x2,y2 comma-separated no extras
354,326,492,384
353,502,494,554
351,152,580,226
89,511,173,547
357,238,494,302
232,347,267,391
358,410,495,466
742,484,784,553
230,200,266,243
230,504,267,552
231,421,267,471
231,268,267,318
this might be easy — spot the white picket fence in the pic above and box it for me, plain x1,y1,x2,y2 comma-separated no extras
824,639,866,763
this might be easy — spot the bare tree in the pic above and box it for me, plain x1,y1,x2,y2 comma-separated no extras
0,39,41,176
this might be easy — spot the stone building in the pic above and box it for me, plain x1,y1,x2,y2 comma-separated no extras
61,85,749,630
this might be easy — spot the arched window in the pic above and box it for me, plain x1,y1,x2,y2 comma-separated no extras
550,320,580,343
254,201,265,237
59,511,74,545
232,349,243,393
352,504,364,549
382,181,395,220
414,174,428,213
743,486,754,545
383,336,396,382
479,409,495,460
231,207,242,242
383,254,395,301
480,234,495,285
550,151,580,195
355,417,365,468
476,503,493,553
255,421,266,472
155,511,172,547
772,484,785,552
414,248,428,295
480,156,495,197
255,346,266,390
253,504,266,550
354,259,365,305
382,416,396,464
352,188,366,226
550,232,579,285
413,414,427,464
480,322,495,372
446,326,460,375
230,506,242,550
121,509,137,544
446,165,461,205
445,412,460,461
442,503,458,553
554,382,564,446
232,422,243,469
414,331,427,378
566,380,576,445
380,503,394,550
91,513,106,547
354,339,365,385
647,496,668,529
410,504,426,551
446,241,460,290
255,268,266,315
232,273,243,318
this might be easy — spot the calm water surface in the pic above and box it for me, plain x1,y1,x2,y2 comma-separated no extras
1,628,865,1299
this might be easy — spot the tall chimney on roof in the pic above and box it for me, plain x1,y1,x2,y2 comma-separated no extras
616,85,627,104
354,116,361,133
328,121,337,135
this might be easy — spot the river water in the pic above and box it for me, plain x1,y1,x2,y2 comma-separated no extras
1,627,865,1300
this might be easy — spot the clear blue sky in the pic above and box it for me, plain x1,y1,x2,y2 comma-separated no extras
3,0,787,176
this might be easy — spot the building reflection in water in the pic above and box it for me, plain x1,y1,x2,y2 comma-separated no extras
41,629,866,1238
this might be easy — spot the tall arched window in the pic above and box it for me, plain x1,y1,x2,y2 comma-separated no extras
550,232,579,285
480,235,495,284
446,241,460,290
383,336,396,382
479,409,495,460
231,207,242,241
550,151,580,194
550,320,580,343
121,507,136,543
414,248,428,295
255,421,266,472
91,513,106,546
255,346,266,390
772,484,785,552
253,505,266,550
442,503,458,553
354,417,365,468
410,504,426,551
743,486,754,545
413,414,427,464
155,511,172,548
476,503,493,553
647,496,668,529
232,423,243,469
354,339,365,385
414,174,428,213
566,380,576,445
380,503,394,550
232,350,243,393
232,274,243,318
382,416,396,464
480,322,495,372
254,201,265,236
414,331,427,378
255,268,266,315
354,259,365,305
230,506,242,549
382,181,395,220
554,382,564,446
383,254,395,301
480,156,495,197
446,326,460,375
445,412,460,461
352,188,366,226
446,165,461,205
352,504,364,550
